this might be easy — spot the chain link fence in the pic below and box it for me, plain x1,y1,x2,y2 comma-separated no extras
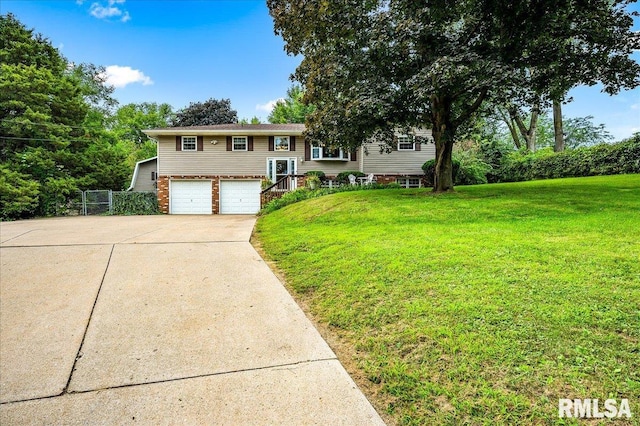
68,190,158,216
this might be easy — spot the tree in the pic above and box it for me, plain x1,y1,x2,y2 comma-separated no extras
553,101,564,152
497,103,541,151
0,14,129,218
268,85,315,124
239,116,262,124
172,98,237,126
111,102,174,144
268,0,639,192
535,114,613,150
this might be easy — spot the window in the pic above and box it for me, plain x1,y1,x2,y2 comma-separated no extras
397,136,415,151
182,136,197,151
311,145,349,160
233,136,247,151
396,177,421,188
274,136,289,151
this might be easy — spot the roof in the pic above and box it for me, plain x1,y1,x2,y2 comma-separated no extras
143,123,305,137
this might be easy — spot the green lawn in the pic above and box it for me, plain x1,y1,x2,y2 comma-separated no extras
254,174,640,425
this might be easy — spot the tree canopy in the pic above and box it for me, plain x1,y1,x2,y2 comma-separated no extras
171,98,238,126
268,85,315,124
0,13,129,219
268,0,640,191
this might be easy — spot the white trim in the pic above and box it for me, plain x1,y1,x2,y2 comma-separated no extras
266,157,297,182
126,156,158,191
182,136,197,151
232,136,248,151
311,145,349,161
396,177,422,188
397,135,415,151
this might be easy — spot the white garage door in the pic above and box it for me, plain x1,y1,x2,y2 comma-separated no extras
219,180,261,214
170,180,212,214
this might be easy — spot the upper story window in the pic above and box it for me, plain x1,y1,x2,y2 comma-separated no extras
397,135,415,151
233,136,248,151
274,136,290,151
182,136,197,151
311,145,349,161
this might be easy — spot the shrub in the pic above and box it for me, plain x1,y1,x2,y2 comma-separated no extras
112,191,159,215
305,174,322,189
453,152,491,185
304,170,326,180
39,177,79,217
497,135,640,182
336,171,365,185
260,182,399,214
0,165,40,220
477,138,515,183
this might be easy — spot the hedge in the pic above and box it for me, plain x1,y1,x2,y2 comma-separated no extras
498,136,640,182
111,191,160,215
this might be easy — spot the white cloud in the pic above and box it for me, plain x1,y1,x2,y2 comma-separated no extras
102,65,153,88
88,0,130,22
631,103,639,110
256,99,284,113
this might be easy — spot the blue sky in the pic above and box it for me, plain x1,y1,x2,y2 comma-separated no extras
3,0,639,140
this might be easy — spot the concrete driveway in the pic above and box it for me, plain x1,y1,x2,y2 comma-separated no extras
0,216,384,425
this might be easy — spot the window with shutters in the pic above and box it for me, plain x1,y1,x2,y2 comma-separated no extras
182,136,197,151
274,136,289,151
397,135,415,151
233,136,248,151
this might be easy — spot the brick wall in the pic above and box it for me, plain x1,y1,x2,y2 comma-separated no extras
157,176,170,213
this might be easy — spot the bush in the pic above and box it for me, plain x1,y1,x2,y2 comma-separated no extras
453,152,491,185
336,171,365,184
112,191,159,215
260,182,399,214
477,138,515,183
422,158,461,187
497,135,640,182
304,170,326,180
0,165,40,220
39,177,79,217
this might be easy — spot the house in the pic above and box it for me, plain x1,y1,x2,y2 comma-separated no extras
127,156,158,191
142,123,434,215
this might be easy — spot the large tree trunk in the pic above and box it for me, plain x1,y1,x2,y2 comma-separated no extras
553,100,564,152
431,96,456,192
434,139,455,192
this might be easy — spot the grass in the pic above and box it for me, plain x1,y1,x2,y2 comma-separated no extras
254,174,640,425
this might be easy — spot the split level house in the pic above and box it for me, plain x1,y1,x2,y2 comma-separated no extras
141,123,435,215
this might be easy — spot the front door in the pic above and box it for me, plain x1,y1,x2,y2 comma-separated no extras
267,158,297,188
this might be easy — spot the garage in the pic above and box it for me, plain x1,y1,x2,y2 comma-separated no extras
219,180,261,214
170,180,212,214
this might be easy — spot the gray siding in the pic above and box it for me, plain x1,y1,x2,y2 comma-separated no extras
362,129,435,175
298,158,360,176
132,160,157,191
158,136,360,177
158,132,433,177
159,136,283,175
